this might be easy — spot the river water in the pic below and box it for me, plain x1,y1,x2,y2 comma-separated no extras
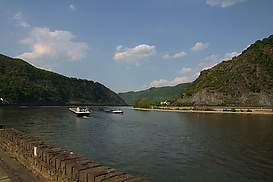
0,106,273,181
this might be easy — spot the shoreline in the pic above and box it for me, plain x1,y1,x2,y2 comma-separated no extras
134,106,273,115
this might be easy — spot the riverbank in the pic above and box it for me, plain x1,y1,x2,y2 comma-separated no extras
134,106,273,115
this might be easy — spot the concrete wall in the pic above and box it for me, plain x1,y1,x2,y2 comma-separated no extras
0,128,146,182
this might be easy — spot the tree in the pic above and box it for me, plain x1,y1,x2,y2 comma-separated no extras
133,98,151,108
133,98,141,108
138,98,151,108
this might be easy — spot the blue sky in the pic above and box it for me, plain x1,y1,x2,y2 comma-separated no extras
1,0,273,93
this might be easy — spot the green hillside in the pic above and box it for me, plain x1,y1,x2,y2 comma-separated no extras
178,34,273,106
0,54,126,105
119,83,190,105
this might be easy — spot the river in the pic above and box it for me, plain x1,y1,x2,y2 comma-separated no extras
0,106,273,181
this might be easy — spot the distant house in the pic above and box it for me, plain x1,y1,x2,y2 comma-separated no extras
160,100,170,105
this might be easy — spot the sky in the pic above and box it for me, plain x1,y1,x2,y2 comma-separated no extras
1,0,273,93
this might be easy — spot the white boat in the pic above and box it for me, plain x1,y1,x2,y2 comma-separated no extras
69,107,90,117
108,109,124,114
111,110,123,114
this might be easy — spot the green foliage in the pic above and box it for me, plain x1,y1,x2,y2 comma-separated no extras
192,107,215,111
0,54,126,105
133,98,151,108
133,98,141,108
175,102,195,107
119,83,190,105
231,108,236,112
204,107,215,111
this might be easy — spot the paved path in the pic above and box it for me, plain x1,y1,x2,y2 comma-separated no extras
0,167,10,182
0,148,40,182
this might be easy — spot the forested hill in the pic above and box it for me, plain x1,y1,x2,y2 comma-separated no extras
118,83,190,105
0,54,126,105
178,34,273,106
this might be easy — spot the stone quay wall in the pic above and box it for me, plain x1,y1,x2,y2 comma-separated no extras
0,128,146,182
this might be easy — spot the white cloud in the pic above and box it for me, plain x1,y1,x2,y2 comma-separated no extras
177,67,192,74
223,51,239,60
205,54,220,62
18,27,89,69
174,51,187,58
14,12,30,28
199,54,220,70
163,54,171,59
114,44,156,63
150,77,189,87
192,72,200,79
169,77,189,85
116,45,123,51
202,64,217,71
191,42,209,51
150,79,168,87
207,0,247,8
14,12,22,20
69,4,76,10
163,51,187,59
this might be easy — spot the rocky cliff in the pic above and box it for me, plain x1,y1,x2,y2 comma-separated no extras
178,35,273,106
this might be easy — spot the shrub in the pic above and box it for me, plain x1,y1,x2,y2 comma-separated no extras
204,108,215,111
231,108,236,112
133,98,151,108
